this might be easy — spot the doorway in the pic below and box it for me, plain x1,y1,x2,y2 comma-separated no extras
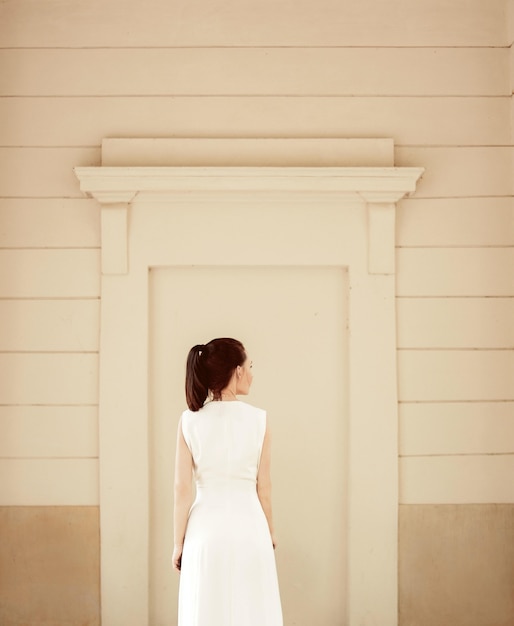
74,139,423,625
149,266,348,625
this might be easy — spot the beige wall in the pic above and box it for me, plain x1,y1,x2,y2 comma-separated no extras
0,0,512,624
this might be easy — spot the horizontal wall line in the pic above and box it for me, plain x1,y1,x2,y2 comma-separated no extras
3,195,509,201
0,504,100,507
398,195,513,200
0,45,511,50
399,452,514,458
0,297,100,301
0,456,99,460
400,499,514,506
0,347,99,355
0,145,512,150
0,94,510,99
396,245,514,249
0,403,98,407
404,400,514,405
0,246,100,251
3,193,513,200
0,245,446,253
0,146,99,150
396,296,514,299
399,399,514,404
397,347,514,351
1,193,510,202
400,195,513,200
1,245,512,258
0,196,91,200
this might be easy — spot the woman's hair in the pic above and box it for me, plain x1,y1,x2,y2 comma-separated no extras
185,338,246,411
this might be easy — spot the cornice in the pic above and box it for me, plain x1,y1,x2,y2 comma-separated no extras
74,165,424,275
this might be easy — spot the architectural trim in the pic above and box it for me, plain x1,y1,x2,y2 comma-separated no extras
75,166,423,275
75,155,423,626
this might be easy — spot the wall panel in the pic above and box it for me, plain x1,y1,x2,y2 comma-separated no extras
399,402,514,456
398,350,514,402
400,456,514,504
0,406,98,458
396,146,513,198
0,353,98,405
0,148,99,198
0,0,506,47
0,250,100,298
0,459,99,505
0,97,509,147
0,199,100,248
397,197,514,247
0,300,99,352
396,298,514,349
396,248,514,297
1,48,508,97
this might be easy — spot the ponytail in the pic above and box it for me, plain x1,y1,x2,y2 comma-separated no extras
184,338,246,411
185,344,209,411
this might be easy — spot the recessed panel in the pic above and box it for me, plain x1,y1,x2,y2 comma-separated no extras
149,266,348,626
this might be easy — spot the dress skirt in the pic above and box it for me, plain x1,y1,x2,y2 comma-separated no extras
178,482,282,626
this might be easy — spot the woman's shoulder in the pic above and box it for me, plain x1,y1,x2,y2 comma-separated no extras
237,400,266,420
180,407,199,426
225,399,262,409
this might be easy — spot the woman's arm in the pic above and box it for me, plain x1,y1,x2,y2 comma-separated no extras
257,420,277,548
172,417,194,571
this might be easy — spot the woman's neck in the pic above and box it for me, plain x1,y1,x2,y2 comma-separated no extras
219,389,238,401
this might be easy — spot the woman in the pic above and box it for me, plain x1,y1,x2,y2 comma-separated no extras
173,337,283,626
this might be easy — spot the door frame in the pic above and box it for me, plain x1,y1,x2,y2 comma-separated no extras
75,141,423,626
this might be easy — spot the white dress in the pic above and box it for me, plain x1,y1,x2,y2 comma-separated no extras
179,400,283,626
